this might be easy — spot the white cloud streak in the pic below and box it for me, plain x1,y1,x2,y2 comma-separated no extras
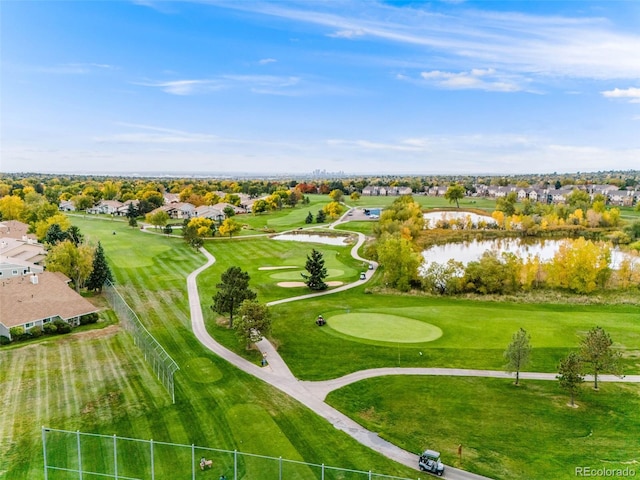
419,68,524,92
134,75,302,95
601,87,640,103
215,2,640,81
95,123,219,144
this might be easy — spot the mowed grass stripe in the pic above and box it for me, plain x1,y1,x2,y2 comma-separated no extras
60,342,80,421
0,348,27,457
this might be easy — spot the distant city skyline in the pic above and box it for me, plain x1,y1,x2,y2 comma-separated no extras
1,1,639,175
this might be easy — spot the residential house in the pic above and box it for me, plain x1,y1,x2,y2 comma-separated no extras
87,200,124,215
549,188,574,204
115,199,140,216
428,186,449,196
0,220,35,241
58,200,76,212
0,271,99,340
163,193,180,204
362,185,412,196
193,205,225,221
211,202,245,215
149,202,195,220
0,237,46,273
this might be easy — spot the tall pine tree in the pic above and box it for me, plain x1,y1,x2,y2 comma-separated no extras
302,248,328,290
212,267,257,328
86,242,113,292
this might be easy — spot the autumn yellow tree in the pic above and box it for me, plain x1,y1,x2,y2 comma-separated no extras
545,238,612,293
0,195,26,220
323,201,344,219
219,218,241,238
46,240,94,292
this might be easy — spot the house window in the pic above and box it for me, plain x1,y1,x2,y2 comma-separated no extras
25,322,33,329
12,270,18,275
43,318,50,323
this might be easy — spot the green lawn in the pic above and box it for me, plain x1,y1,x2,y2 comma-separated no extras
5,212,638,480
327,376,640,480
0,215,419,479
268,291,640,380
346,194,497,212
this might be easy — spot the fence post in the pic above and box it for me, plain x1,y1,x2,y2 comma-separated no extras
192,444,195,480
234,450,238,480
42,427,48,480
321,463,325,480
150,439,155,480
279,456,282,480
369,470,372,480
77,430,83,480
114,434,118,480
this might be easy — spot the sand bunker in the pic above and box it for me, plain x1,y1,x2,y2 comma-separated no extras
259,266,297,270
277,281,344,288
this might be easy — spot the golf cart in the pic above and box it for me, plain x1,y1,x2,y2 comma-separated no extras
418,449,444,476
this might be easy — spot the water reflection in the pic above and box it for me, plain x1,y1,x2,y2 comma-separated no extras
421,238,637,269
423,211,496,229
273,233,350,246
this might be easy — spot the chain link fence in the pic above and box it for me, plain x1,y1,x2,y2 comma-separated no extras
104,280,179,403
42,428,424,480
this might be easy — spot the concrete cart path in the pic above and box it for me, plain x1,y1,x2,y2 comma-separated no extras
187,247,489,479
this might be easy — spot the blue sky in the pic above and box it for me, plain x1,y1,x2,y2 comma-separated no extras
1,0,639,175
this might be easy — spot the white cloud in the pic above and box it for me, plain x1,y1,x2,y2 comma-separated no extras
133,79,226,95
601,87,640,103
222,2,640,80
327,29,365,39
258,58,277,65
419,69,523,92
24,63,117,75
136,76,301,96
95,123,219,144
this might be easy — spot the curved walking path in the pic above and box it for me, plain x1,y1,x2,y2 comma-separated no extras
186,221,639,480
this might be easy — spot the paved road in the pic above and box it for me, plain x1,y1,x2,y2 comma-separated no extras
186,231,638,480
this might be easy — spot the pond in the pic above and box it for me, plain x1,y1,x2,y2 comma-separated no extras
272,233,351,246
421,238,638,270
423,211,496,229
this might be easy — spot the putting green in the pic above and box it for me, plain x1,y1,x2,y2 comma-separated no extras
270,269,344,280
183,357,223,383
328,313,443,343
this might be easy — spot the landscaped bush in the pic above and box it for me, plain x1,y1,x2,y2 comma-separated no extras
9,326,26,341
52,319,72,334
43,323,57,334
80,312,99,325
29,326,44,338
0,335,10,345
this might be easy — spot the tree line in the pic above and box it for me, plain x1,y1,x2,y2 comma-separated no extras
505,327,622,407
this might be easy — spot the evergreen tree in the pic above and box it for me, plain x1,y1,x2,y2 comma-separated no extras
580,326,623,390
557,352,584,407
301,248,328,290
212,267,257,328
86,241,113,292
316,209,327,223
234,300,271,348
44,224,67,245
125,202,138,220
305,211,314,224
65,225,84,246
